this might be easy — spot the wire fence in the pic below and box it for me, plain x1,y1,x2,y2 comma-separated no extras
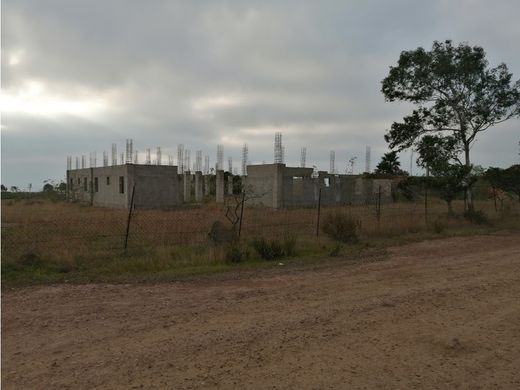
1,191,518,263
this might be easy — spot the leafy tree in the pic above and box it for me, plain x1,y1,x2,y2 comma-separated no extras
56,182,67,193
10,186,19,192
375,151,405,175
43,183,55,192
414,134,472,213
502,165,520,203
486,165,520,203
1,184,7,192
382,40,520,210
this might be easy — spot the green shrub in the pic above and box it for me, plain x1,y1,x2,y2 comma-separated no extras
463,208,489,225
225,243,245,263
321,212,360,243
329,243,342,257
282,236,297,256
251,237,294,260
432,218,445,234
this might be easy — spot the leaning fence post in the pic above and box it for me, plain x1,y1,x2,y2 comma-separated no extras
124,184,136,252
316,187,322,237
238,191,246,239
377,185,382,222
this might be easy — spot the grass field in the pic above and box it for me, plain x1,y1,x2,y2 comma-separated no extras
2,196,519,287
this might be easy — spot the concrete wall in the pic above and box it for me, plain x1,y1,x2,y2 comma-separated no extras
68,166,129,208
127,165,180,209
245,163,393,209
67,164,180,209
244,164,280,208
68,163,393,210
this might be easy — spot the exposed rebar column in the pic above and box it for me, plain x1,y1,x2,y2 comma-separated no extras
103,151,108,167
134,150,138,164
66,156,72,170
241,143,248,176
274,132,283,163
300,147,307,168
195,150,202,172
216,145,224,171
111,143,117,166
204,155,210,174
75,156,79,170
228,156,232,173
81,155,86,169
330,150,335,174
156,146,162,165
126,139,133,164
177,144,184,173
145,149,151,165
120,152,124,165
184,149,191,173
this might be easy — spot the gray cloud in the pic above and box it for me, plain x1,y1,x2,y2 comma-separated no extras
2,0,519,189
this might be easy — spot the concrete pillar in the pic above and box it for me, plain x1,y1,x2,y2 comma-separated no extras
272,164,284,209
203,175,210,196
183,172,191,202
216,170,224,203
334,175,341,204
195,171,203,202
178,175,184,203
227,174,234,195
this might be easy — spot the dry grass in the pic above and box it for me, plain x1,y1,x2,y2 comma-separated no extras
2,196,519,287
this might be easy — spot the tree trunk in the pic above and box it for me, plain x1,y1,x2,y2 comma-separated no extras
464,145,474,211
447,200,454,215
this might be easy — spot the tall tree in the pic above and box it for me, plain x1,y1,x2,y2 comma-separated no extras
375,151,404,175
382,40,520,209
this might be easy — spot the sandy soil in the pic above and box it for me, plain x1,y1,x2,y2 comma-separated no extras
2,232,520,389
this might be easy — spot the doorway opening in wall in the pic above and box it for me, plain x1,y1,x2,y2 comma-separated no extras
324,177,330,187
293,176,304,196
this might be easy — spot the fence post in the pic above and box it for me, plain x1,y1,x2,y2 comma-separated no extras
316,187,322,237
377,185,382,222
493,186,498,213
124,184,136,252
424,182,428,225
238,191,246,239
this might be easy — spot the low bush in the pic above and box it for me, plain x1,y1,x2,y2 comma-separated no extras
329,243,342,257
463,208,489,225
251,237,295,260
282,236,297,257
225,243,245,263
321,212,360,243
431,218,445,234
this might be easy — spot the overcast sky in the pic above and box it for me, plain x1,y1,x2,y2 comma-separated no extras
2,0,519,189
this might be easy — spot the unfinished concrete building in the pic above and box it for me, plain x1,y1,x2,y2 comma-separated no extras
67,164,181,208
67,162,393,210
243,163,393,208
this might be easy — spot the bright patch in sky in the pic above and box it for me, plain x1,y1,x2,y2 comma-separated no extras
1,80,107,119
191,94,244,112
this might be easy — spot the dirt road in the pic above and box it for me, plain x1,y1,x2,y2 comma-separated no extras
3,232,520,389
